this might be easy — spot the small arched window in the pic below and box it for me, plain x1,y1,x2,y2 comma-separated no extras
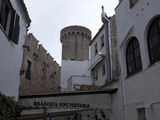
147,17,160,63
126,37,142,76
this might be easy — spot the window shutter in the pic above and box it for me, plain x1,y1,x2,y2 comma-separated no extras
0,0,3,14
9,10,15,40
0,0,4,22
0,0,5,24
12,13,20,44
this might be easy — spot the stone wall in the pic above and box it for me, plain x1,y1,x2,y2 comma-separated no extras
60,26,91,61
109,15,121,81
19,33,61,95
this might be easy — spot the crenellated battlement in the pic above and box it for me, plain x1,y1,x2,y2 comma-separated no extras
60,26,91,43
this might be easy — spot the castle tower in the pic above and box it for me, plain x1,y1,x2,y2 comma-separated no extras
60,26,91,61
60,26,92,91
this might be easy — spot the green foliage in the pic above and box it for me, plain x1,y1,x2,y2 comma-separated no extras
0,92,21,120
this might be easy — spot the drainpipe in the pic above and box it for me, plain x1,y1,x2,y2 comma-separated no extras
101,6,111,82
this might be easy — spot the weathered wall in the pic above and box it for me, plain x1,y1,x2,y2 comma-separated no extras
19,91,112,120
19,33,61,95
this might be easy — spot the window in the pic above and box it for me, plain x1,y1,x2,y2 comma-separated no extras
0,0,20,44
26,60,31,79
147,17,160,63
126,37,142,76
130,0,139,8
93,70,98,81
137,108,146,120
101,35,104,49
102,64,105,76
94,43,98,56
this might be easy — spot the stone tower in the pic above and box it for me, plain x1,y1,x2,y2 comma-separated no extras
60,26,91,61
60,26,92,91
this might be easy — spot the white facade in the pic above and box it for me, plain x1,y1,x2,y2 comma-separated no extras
116,0,160,120
0,0,30,100
89,25,106,86
89,13,124,120
61,60,90,91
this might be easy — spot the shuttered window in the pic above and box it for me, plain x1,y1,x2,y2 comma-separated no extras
0,0,20,44
0,0,10,31
11,13,20,44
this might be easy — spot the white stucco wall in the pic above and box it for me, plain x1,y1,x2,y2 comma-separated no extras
89,26,107,86
0,0,28,100
116,0,160,120
61,60,90,90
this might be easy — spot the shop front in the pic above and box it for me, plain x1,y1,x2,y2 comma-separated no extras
19,89,117,120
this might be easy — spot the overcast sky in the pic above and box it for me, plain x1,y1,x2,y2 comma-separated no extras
24,0,119,65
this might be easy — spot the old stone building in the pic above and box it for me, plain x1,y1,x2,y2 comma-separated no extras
19,33,61,95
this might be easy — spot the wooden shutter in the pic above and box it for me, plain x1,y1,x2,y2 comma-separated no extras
0,0,5,25
0,0,3,14
12,13,20,44
0,0,4,23
9,10,15,40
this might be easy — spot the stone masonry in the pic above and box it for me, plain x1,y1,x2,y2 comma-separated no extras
109,15,121,81
60,26,91,61
19,33,61,95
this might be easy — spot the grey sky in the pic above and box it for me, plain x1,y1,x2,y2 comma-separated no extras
24,0,119,65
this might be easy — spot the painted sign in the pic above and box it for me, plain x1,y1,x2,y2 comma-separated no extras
33,101,90,109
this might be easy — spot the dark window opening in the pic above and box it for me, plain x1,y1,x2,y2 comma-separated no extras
94,43,98,56
147,17,160,63
94,70,98,81
101,35,104,49
126,37,142,76
102,64,105,76
26,60,31,80
137,108,146,120
130,0,139,8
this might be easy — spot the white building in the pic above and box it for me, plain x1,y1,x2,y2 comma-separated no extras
61,60,92,91
89,24,106,86
0,0,31,100
89,10,124,120
115,0,160,119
